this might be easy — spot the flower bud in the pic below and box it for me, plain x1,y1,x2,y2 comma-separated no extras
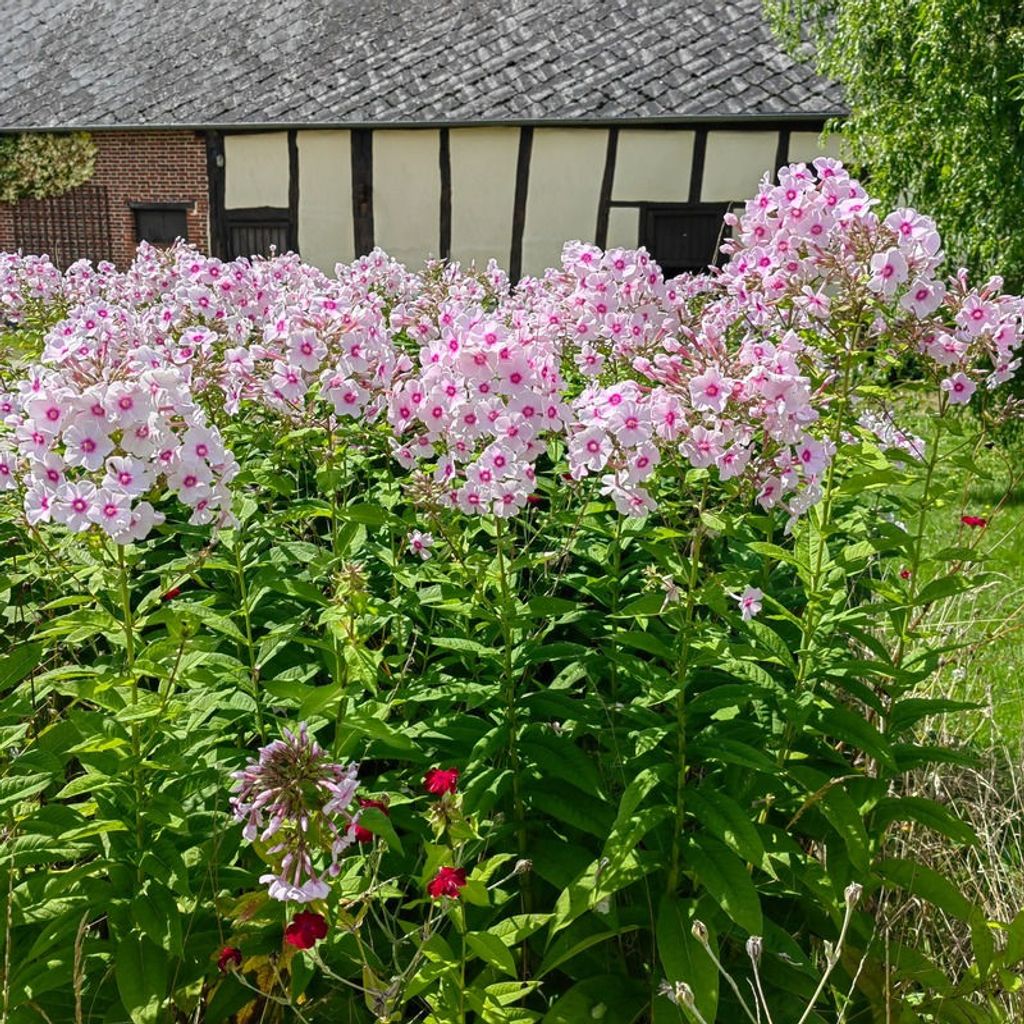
691,919,709,946
844,882,863,908
746,935,763,965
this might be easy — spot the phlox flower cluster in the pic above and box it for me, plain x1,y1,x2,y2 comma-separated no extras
384,260,568,518
720,159,1024,401
541,242,833,524
0,338,236,539
2,159,1022,537
230,723,360,903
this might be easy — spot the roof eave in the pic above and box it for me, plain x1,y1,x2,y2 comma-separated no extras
0,111,848,134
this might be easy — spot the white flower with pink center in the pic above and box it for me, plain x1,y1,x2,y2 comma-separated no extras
63,419,114,471
407,530,434,560
54,481,97,533
737,586,763,621
868,248,909,297
90,488,132,536
689,367,732,414
941,372,976,405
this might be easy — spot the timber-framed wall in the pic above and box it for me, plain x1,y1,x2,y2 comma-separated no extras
210,120,840,277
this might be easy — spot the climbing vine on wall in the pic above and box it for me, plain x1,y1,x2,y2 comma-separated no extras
0,132,97,204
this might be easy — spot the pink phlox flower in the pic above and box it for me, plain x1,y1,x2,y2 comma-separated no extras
736,586,763,621
941,372,976,405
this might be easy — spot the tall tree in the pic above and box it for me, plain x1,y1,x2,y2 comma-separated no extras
765,0,1024,288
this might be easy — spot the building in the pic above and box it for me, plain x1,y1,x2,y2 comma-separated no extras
0,0,843,276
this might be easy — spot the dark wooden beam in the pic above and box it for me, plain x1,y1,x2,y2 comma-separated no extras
509,126,533,281
351,129,374,256
774,127,791,181
204,130,227,260
287,129,299,253
439,128,451,260
688,126,708,205
595,127,619,249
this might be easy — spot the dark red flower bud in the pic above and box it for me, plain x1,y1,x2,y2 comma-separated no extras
899,567,911,580
217,946,242,972
427,866,467,899
162,586,181,601
284,910,328,950
961,515,988,528
424,767,459,796
354,797,389,843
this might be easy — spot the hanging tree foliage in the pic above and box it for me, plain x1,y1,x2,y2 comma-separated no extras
0,131,97,204
764,0,1024,290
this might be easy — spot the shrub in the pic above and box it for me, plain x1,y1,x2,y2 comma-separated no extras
0,132,97,204
0,160,1022,1023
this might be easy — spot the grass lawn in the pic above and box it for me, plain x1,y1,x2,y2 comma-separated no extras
924,433,1024,748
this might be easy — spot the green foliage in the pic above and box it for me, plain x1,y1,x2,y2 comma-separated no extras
1,317,1022,1022
764,0,1024,289
0,132,97,204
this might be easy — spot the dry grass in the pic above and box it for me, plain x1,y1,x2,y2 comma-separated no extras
881,740,1024,1019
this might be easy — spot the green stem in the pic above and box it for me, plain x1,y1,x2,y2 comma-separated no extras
233,536,266,739
326,426,349,739
494,518,530,911
116,545,144,877
896,399,946,666
666,485,707,895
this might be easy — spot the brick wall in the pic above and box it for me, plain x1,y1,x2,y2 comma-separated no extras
0,129,210,266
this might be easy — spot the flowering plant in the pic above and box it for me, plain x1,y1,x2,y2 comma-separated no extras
2,161,1022,1023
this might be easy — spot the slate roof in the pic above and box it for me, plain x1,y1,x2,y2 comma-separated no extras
0,0,843,130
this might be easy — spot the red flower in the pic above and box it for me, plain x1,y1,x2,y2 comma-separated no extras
427,866,467,899
284,910,328,950
162,586,181,601
961,515,988,528
424,767,459,796
899,567,912,580
354,797,389,843
216,946,242,972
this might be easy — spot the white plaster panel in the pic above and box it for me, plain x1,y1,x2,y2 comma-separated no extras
449,127,520,270
788,131,844,167
297,130,354,272
522,128,607,277
700,131,780,203
613,129,694,202
605,207,639,250
373,129,441,268
224,132,289,209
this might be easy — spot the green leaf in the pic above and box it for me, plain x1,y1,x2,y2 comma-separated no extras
357,806,404,855
0,642,42,690
789,766,871,874
686,784,766,865
537,926,640,978
872,796,978,847
526,596,578,616
466,932,517,977
115,935,169,1024
131,884,183,956
876,858,975,921
338,503,391,526
657,896,719,1022
683,836,762,935
617,629,674,660
432,637,501,658
743,619,797,676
